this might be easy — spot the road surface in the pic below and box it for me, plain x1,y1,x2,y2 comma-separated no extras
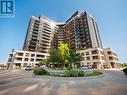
0,70,127,95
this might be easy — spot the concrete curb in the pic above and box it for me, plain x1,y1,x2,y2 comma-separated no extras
33,73,104,80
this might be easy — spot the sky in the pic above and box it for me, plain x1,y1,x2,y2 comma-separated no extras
0,0,127,64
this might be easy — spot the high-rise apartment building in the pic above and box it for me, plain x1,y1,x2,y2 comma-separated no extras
23,11,102,52
7,11,120,69
51,11,103,51
52,11,105,68
23,16,58,53
51,24,65,48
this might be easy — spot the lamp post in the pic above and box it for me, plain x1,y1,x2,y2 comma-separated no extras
7,49,15,70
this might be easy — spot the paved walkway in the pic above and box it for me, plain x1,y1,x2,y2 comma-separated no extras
0,70,127,95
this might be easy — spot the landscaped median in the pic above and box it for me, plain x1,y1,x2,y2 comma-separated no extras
33,67,103,77
85,71,103,76
122,68,127,75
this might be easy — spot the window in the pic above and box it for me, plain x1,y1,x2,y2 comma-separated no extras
91,50,98,54
31,54,35,57
25,53,30,57
81,52,84,56
36,54,45,57
86,57,90,60
30,58,34,61
85,52,89,55
36,59,42,62
24,58,28,61
16,57,22,61
18,53,23,56
9,54,13,57
109,57,113,60
92,56,99,59
107,51,112,55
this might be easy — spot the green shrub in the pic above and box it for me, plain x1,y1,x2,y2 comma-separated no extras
33,67,48,75
86,71,102,76
123,68,127,75
78,69,85,76
15,66,21,70
64,69,84,77
64,70,70,77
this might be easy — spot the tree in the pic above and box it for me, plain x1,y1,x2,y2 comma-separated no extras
44,43,83,70
49,47,59,68
58,43,70,68
39,58,49,66
58,43,83,69
68,49,83,69
123,63,127,67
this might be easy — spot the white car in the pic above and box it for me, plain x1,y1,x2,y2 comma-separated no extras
81,65,92,69
25,66,32,71
40,65,48,70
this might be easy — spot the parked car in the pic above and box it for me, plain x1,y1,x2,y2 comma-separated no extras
40,65,48,70
25,66,33,71
81,65,92,69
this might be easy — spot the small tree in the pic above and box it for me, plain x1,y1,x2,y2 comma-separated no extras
46,43,83,70
123,63,127,67
68,49,83,69
39,58,49,66
58,43,70,68
49,47,59,69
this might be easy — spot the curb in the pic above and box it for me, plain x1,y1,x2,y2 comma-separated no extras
33,73,104,80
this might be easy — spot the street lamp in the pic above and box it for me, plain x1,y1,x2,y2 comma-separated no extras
7,49,15,70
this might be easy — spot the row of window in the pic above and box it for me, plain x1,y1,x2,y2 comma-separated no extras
86,56,99,60
17,53,45,58
107,51,117,56
15,57,42,62
85,56,104,60
109,57,118,61
81,50,103,56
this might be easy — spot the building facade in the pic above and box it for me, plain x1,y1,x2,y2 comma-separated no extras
7,11,120,69
23,16,58,53
103,48,120,68
51,24,65,48
7,50,49,68
77,47,105,69
53,11,103,50
23,11,103,52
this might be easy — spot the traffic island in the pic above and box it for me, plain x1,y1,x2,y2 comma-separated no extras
33,67,103,78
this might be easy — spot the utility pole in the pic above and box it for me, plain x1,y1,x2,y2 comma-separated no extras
7,49,15,70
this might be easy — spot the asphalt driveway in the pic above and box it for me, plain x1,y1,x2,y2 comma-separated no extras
0,70,127,95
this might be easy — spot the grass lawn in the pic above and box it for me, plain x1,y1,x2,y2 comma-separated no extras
85,71,103,76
